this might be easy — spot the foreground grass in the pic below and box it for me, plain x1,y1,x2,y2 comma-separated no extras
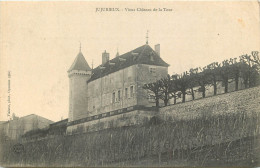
0,112,259,167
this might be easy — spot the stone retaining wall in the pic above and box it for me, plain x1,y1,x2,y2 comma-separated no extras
66,110,156,135
159,86,260,121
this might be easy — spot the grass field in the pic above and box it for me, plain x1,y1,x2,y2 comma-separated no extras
0,111,259,167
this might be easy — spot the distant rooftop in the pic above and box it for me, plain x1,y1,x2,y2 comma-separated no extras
0,114,54,124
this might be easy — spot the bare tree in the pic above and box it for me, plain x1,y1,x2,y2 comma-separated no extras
196,68,211,98
228,58,242,91
219,60,231,93
188,68,199,100
159,74,178,106
143,80,162,107
249,51,260,66
170,74,179,104
240,53,260,88
175,72,190,103
203,62,221,95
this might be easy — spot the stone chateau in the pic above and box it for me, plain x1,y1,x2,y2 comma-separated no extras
67,43,169,134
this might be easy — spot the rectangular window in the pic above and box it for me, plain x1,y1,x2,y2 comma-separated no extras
130,86,134,97
149,67,156,74
148,94,155,102
148,90,155,102
112,92,115,103
118,90,121,101
125,88,128,98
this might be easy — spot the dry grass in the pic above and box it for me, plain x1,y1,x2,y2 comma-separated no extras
0,111,259,167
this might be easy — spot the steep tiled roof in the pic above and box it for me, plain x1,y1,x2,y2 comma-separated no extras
88,45,169,83
68,52,91,72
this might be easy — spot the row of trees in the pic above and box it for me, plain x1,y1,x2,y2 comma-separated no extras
143,51,260,107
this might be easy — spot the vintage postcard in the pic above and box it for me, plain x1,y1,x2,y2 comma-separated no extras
0,1,260,167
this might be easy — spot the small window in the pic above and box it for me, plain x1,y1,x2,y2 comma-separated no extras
112,92,115,103
130,86,134,97
148,94,155,102
149,67,156,74
118,90,121,101
125,88,128,98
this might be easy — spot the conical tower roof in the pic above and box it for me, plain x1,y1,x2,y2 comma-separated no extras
68,52,91,72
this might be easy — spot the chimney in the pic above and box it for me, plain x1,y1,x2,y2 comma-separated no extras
102,50,110,64
154,44,160,57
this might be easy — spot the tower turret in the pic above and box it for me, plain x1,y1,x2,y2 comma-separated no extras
68,50,91,122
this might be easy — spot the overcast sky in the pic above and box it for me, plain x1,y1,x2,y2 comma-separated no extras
1,1,259,122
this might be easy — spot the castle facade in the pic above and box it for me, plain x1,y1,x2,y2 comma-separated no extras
67,43,169,134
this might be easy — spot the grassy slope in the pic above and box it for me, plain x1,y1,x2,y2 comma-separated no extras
0,111,259,167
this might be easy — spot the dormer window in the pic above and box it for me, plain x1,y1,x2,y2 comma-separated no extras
149,51,154,61
150,55,154,61
131,52,138,56
99,66,105,70
119,58,126,62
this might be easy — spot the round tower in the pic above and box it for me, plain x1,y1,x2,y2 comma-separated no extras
67,50,91,122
